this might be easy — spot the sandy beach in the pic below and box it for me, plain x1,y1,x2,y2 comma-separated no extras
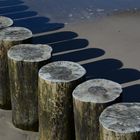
0,109,38,140
0,0,140,139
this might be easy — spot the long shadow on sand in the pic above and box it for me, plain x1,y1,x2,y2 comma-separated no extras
0,5,28,15
83,59,140,84
0,0,64,34
82,59,140,102
52,48,104,61
0,0,24,7
3,11,37,20
1,0,140,102
123,84,140,102
13,17,65,34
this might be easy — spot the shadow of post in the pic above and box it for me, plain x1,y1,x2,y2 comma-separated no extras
4,11,38,20
52,48,105,61
123,85,140,102
0,0,24,8
0,0,64,34
0,5,28,15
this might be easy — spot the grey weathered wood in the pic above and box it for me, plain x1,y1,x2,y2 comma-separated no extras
0,27,32,109
38,61,86,140
99,103,140,140
8,44,52,131
72,79,122,140
0,16,13,29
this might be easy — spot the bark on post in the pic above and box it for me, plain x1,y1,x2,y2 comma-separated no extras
0,27,32,109
8,44,52,131
72,79,122,140
99,103,140,140
38,61,86,140
0,16,13,29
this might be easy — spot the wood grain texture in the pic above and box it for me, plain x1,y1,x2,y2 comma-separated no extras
0,27,32,109
72,79,122,140
8,44,52,131
99,103,140,140
38,61,86,140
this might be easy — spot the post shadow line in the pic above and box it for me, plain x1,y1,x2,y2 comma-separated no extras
0,0,91,55
52,48,105,62
0,0,24,8
0,0,64,34
122,84,140,102
0,3,24,9
0,5,29,15
85,68,140,84
3,11,38,20
1,0,140,103
12,16,64,34
32,31,78,44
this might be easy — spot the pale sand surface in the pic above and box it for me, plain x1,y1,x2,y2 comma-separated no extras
64,12,140,70
0,110,38,140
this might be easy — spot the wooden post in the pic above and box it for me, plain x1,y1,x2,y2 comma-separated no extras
0,27,32,109
8,44,52,131
38,61,86,140
0,16,13,29
72,79,122,140
99,103,140,140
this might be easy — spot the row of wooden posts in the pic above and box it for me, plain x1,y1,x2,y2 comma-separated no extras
0,16,140,140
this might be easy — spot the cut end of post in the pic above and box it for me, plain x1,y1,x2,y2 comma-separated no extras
0,27,32,41
39,61,86,83
8,44,52,62
99,103,140,133
0,16,13,29
73,79,122,103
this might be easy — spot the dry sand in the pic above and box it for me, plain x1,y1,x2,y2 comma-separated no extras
0,109,38,140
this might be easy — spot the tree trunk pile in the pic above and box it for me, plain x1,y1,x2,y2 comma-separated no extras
72,79,122,140
8,44,52,131
38,61,86,140
99,103,140,140
0,16,13,29
0,27,32,109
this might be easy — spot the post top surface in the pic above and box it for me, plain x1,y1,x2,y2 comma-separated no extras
99,103,140,133
0,16,13,29
0,27,32,41
39,61,86,83
73,79,122,103
8,44,52,62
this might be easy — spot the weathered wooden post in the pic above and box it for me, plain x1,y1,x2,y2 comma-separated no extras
72,79,122,140
99,103,140,140
8,44,52,131
0,27,32,109
0,16,13,29
38,61,86,140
